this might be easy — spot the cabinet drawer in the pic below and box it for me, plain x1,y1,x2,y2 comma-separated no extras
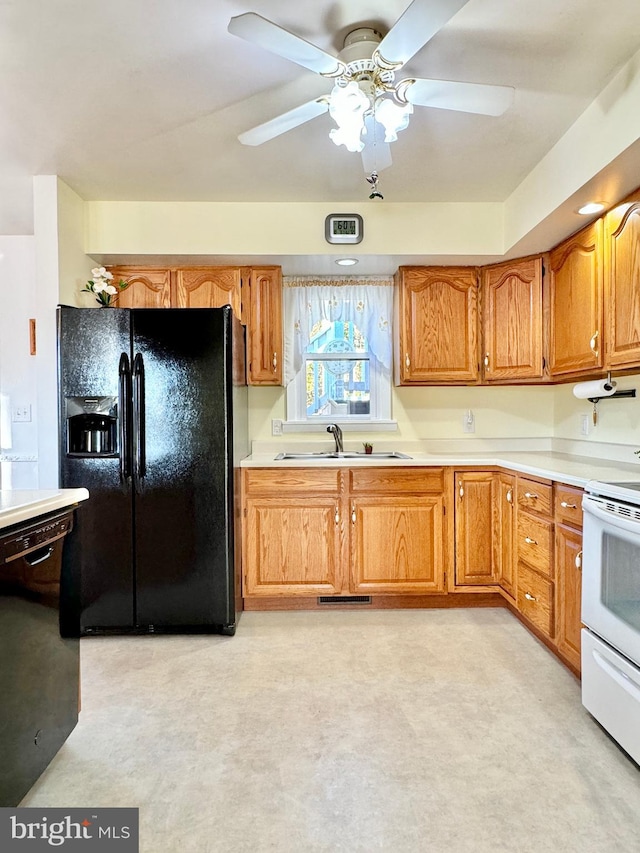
244,468,340,495
517,512,553,576
517,564,555,639
555,485,583,528
517,478,553,516
349,467,444,494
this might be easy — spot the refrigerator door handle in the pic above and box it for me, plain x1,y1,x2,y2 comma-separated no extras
118,353,132,483
132,352,147,488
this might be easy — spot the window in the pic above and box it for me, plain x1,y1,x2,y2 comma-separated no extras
283,278,394,427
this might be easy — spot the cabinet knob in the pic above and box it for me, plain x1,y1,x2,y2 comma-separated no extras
335,505,340,525
484,353,490,368
589,330,599,357
351,503,356,525
575,550,583,571
560,501,577,509
524,492,538,500
524,591,537,602
524,536,538,545
405,352,410,369
458,482,464,498
272,352,278,371
506,488,513,504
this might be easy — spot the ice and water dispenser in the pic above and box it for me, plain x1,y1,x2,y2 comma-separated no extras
66,397,117,456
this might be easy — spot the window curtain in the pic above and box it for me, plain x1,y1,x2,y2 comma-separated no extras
283,276,394,386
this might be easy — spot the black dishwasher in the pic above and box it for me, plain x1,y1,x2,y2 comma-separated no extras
0,508,79,806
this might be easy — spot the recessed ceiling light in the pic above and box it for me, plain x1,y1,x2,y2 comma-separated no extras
335,258,358,266
577,202,606,215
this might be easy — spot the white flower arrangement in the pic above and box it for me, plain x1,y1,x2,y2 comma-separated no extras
81,267,127,307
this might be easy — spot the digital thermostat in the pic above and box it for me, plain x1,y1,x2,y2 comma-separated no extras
325,213,363,244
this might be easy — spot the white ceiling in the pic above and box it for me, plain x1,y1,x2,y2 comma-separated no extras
3,0,640,262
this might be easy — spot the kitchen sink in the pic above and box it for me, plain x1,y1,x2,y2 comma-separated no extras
274,451,412,460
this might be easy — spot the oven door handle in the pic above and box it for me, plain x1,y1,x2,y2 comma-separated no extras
582,496,640,536
592,649,640,703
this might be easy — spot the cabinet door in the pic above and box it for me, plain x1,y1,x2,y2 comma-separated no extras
481,257,544,381
350,495,445,593
246,267,283,386
396,266,479,384
604,200,640,370
555,523,583,672
109,267,171,308
454,471,498,586
175,268,243,319
245,497,342,596
548,220,603,377
497,473,516,598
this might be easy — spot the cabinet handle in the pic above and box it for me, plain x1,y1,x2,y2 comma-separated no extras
405,352,410,369
589,330,599,357
524,536,538,545
335,505,340,525
506,488,513,504
458,481,464,498
484,352,490,368
560,501,577,509
524,591,537,602
272,352,278,371
575,550,583,571
351,503,356,525
524,492,538,500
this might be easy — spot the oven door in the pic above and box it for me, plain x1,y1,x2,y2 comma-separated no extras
582,494,640,665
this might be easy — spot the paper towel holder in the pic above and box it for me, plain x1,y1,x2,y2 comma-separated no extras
587,372,636,425
587,373,636,404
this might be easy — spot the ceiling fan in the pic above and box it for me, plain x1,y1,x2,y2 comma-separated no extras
228,0,514,173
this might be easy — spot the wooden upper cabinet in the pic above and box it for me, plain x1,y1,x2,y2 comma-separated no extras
548,220,603,377
604,198,640,370
395,266,479,384
246,267,283,386
110,267,171,309
481,256,544,381
175,267,243,319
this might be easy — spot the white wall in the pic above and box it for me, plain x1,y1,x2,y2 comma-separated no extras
248,383,558,446
0,236,38,488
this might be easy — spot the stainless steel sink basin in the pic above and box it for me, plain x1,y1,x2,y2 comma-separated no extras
274,451,412,460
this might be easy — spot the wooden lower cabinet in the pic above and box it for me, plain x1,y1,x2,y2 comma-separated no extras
517,563,555,638
553,484,583,672
245,497,342,596
351,495,445,593
243,467,447,600
497,473,516,598
454,471,499,587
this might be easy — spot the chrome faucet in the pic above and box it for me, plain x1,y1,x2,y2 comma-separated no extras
326,423,344,453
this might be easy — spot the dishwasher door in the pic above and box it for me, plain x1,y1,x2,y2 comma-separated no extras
0,509,79,806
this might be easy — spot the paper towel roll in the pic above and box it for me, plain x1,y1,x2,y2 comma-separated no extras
573,379,617,399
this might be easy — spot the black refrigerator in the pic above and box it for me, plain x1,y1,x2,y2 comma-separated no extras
57,305,248,636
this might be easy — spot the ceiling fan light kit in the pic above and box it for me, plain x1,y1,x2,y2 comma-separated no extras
228,0,514,178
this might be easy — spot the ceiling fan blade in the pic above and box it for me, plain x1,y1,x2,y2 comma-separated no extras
402,78,514,116
377,0,470,68
228,13,345,77
238,98,329,146
361,115,393,173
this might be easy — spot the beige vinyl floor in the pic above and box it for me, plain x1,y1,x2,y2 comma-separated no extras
21,608,640,852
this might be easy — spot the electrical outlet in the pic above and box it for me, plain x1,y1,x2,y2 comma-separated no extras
580,413,590,436
12,405,32,423
272,419,283,436
463,409,475,434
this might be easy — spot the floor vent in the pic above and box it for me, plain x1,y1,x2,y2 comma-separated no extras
317,596,372,605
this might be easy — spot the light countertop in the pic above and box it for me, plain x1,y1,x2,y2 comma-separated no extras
0,489,89,530
241,448,640,489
